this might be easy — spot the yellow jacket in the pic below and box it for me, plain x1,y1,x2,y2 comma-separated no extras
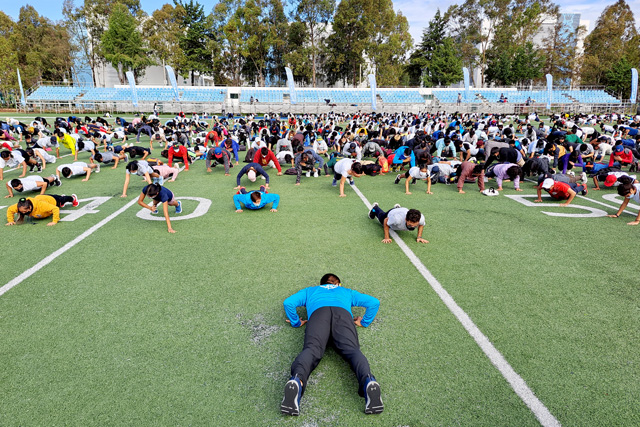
7,195,60,223
60,133,77,155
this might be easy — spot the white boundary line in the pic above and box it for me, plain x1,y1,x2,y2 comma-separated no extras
350,185,561,427
0,197,139,297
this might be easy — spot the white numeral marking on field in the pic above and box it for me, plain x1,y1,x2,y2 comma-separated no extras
601,193,640,210
59,197,112,222
505,194,607,218
136,197,211,221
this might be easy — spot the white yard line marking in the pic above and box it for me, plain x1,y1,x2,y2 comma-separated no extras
0,198,138,297
350,184,561,427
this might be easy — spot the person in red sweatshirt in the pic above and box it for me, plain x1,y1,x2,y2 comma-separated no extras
168,144,189,171
253,147,283,175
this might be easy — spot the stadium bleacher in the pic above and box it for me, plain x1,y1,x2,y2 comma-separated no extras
26,85,623,110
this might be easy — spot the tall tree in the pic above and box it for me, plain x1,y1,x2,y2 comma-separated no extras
446,0,556,87
291,0,335,87
174,0,214,86
428,37,463,86
143,3,187,83
324,0,412,87
406,9,447,86
0,12,18,100
605,57,634,98
283,22,313,84
101,3,154,84
542,16,587,85
581,0,639,86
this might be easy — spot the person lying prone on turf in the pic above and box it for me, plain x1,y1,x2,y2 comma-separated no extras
6,194,78,226
485,163,522,191
281,273,383,416
592,169,636,190
233,185,280,212
368,203,428,244
394,164,433,195
606,176,640,225
536,178,587,206
56,161,100,182
138,183,182,233
235,163,270,189
121,160,162,198
5,175,60,198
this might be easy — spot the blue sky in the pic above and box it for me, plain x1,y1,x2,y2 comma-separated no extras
3,0,640,44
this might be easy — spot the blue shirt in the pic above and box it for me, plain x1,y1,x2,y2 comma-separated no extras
392,146,416,167
233,191,280,210
141,185,173,203
283,285,380,327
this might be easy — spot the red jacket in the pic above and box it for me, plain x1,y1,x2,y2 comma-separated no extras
168,145,189,170
253,149,281,173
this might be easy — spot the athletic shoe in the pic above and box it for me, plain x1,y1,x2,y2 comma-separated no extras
71,194,79,207
394,174,401,184
349,178,355,186
582,186,588,196
313,170,319,178
37,165,42,172
332,178,337,187
175,201,182,214
29,164,35,172
125,153,130,163
260,175,266,180
94,164,101,173
364,377,384,414
567,170,575,177
411,178,417,185
369,202,379,219
281,375,302,416
55,177,62,187
393,203,401,209
580,172,588,184
306,171,311,178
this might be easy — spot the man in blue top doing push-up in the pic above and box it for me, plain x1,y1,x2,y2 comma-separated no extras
281,273,383,416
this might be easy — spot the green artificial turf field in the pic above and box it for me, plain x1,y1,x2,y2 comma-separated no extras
0,113,639,426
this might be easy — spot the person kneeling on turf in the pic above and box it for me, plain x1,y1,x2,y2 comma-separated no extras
137,183,182,234
233,185,279,212
281,273,383,416
6,194,78,226
368,203,428,244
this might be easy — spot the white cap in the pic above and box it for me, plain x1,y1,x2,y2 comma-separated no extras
247,170,256,182
542,178,554,190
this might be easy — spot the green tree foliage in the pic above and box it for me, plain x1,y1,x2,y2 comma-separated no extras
405,10,447,86
101,3,154,84
0,12,18,100
283,22,313,84
485,42,544,86
324,0,412,87
605,57,633,99
174,0,214,85
291,0,335,87
427,38,463,86
13,6,73,87
446,0,555,87
542,15,587,84
143,3,187,82
581,0,639,86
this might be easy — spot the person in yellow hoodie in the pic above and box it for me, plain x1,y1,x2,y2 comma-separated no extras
54,130,79,159
6,194,77,226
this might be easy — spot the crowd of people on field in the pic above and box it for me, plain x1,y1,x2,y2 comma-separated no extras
4,108,640,414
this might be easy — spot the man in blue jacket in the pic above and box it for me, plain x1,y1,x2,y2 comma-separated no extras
233,186,279,212
281,274,383,416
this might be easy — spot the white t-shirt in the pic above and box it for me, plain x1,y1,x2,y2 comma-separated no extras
0,151,25,168
276,150,293,163
57,162,88,177
334,158,354,177
12,176,43,192
631,184,640,204
408,166,427,179
386,207,426,231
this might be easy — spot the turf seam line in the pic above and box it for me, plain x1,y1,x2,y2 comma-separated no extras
350,184,561,427
0,197,139,297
